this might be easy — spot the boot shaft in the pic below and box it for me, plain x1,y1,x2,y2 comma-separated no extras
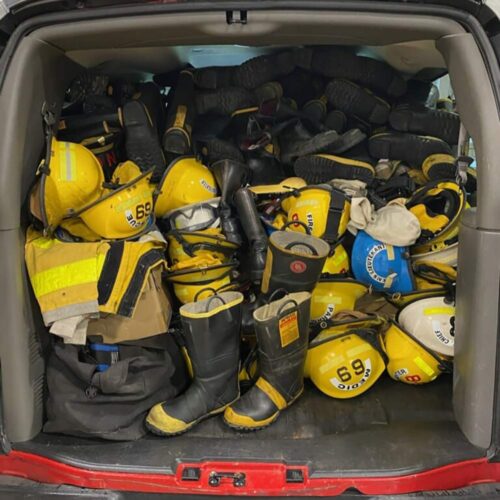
261,229,329,295
253,292,311,361
212,159,249,206
180,291,243,377
253,291,311,400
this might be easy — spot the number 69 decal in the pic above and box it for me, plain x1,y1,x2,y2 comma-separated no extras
336,359,365,382
136,202,152,220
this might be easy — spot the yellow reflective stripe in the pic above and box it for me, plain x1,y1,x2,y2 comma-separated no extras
414,356,435,377
256,377,287,410
386,245,395,260
347,343,372,358
315,296,344,304
59,142,76,181
319,353,345,374
31,254,106,297
317,154,375,171
231,106,259,117
424,307,454,316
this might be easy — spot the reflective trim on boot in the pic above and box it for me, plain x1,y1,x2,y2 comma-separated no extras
146,403,192,435
256,377,287,409
146,396,238,436
223,378,303,430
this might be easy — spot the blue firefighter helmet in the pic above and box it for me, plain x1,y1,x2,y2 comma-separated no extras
351,231,415,294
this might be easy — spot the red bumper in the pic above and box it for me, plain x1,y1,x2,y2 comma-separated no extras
0,451,499,496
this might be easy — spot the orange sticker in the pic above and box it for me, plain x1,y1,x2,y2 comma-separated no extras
279,311,299,347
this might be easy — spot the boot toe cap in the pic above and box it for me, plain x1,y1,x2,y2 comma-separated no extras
223,405,279,430
146,403,191,435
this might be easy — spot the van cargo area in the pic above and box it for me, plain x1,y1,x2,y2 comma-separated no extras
0,4,500,497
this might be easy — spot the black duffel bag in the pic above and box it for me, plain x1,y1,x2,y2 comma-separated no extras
44,335,188,440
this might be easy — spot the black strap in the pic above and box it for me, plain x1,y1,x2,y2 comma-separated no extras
116,249,166,317
311,327,387,363
324,191,347,242
97,242,125,305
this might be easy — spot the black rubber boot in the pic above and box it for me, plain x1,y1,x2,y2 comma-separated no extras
325,79,391,125
279,68,325,108
193,66,235,89
302,99,327,123
325,110,347,133
293,144,376,184
59,110,121,132
67,72,110,104
123,100,166,182
162,70,196,155
397,79,440,108
146,291,243,436
201,138,244,167
437,98,454,112
136,82,166,136
233,51,295,90
368,131,453,168
279,125,339,165
389,104,460,145
223,291,311,430
234,188,269,283
195,87,257,116
294,47,406,98
260,229,330,296
254,82,284,104
247,155,286,185
279,122,365,165
212,159,249,245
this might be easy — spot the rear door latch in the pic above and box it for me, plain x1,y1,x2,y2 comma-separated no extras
226,10,247,25
208,471,246,487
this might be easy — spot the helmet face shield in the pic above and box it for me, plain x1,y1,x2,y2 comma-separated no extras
166,198,220,231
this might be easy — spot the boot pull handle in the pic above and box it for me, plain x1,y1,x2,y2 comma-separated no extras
284,241,318,256
205,294,227,311
267,288,288,304
281,220,311,235
277,299,299,317
193,287,217,302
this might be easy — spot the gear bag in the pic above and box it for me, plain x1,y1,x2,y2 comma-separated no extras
44,337,188,440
